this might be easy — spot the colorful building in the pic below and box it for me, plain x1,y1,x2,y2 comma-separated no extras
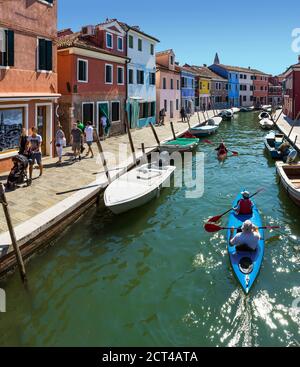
176,65,196,113
0,0,59,172
206,69,228,109
282,56,300,120
57,20,129,140
156,50,181,121
120,22,159,128
253,71,269,107
268,76,283,107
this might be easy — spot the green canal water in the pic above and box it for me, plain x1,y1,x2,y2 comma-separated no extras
0,112,299,347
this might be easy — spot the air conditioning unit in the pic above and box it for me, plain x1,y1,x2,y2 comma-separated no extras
81,25,95,37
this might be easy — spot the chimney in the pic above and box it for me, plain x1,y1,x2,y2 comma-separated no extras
203,64,207,67
248,66,251,69
58,28,73,38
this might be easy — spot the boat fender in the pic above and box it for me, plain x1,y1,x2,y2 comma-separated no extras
286,149,297,164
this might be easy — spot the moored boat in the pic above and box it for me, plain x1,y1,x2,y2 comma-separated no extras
276,162,300,207
227,192,265,294
264,132,284,159
231,107,240,114
104,162,176,214
219,109,233,120
160,137,199,153
259,118,274,130
259,111,271,120
207,117,223,126
190,125,219,137
262,105,272,112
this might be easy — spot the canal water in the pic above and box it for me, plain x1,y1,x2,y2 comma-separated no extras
0,112,299,347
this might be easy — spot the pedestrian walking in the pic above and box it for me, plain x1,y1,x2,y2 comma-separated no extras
100,115,108,140
158,109,166,126
77,120,85,154
180,107,186,122
84,121,94,158
70,123,83,161
52,123,66,165
28,126,43,179
19,128,28,155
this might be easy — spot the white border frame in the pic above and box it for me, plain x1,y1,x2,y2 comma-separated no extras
110,100,120,123
77,58,88,83
105,64,113,85
106,32,113,49
117,66,124,85
82,102,94,124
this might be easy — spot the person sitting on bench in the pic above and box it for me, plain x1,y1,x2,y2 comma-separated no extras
230,220,260,252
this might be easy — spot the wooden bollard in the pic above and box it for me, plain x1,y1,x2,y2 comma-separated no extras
93,129,111,183
149,122,160,146
170,121,177,140
0,184,27,283
124,111,137,166
294,135,298,146
141,143,145,154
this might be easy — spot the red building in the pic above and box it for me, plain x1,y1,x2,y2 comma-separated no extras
253,72,269,107
57,20,129,140
0,0,59,173
282,56,300,120
268,76,283,107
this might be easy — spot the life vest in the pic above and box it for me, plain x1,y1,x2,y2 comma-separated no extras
238,199,252,215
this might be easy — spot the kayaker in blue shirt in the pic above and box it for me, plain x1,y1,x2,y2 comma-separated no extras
230,220,260,252
234,191,254,215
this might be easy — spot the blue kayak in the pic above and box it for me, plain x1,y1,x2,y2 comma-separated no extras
227,192,265,294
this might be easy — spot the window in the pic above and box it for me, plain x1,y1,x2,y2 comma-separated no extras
105,64,113,84
106,33,113,49
170,79,174,90
0,29,14,67
129,35,134,49
139,102,148,119
170,55,174,65
164,100,167,112
163,77,166,89
117,37,123,51
176,99,179,110
129,69,134,84
149,72,155,85
177,80,180,89
150,44,154,55
137,70,144,84
243,96,247,102
0,108,23,152
150,102,156,117
82,103,94,124
117,66,124,85
138,38,142,51
111,101,120,122
38,38,52,71
77,59,88,82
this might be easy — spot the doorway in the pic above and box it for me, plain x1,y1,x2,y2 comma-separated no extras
97,102,109,137
170,101,174,118
37,106,47,155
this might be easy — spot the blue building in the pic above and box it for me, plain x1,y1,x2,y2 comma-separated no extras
209,53,239,107
176,65,196,113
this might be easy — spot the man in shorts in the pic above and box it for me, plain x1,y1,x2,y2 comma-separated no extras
28,126,43,179
70,123,83,161
84,121,94,158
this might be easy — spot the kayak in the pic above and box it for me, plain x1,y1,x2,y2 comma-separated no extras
217,149,228,160
227,192,265,294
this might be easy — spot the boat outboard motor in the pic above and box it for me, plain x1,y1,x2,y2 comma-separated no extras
286,149,297,164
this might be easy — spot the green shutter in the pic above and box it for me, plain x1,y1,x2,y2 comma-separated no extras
45,40,52,71
38,39,46,71
6,30,14,67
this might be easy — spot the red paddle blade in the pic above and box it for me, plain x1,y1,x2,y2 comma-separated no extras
204,223,225,233
203,140,213,144
207,215,223,223
231,151,239,156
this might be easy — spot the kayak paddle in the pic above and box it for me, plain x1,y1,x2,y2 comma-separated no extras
203,140,238,156
204,223,280,233
207,188,265,223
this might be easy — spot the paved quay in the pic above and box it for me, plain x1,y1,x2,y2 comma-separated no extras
275,110,300,152
0,110,217,261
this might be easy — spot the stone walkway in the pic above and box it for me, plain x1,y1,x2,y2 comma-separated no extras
275,111,300,152
0,111,215,234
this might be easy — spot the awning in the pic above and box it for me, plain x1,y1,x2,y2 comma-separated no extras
0,93,61,102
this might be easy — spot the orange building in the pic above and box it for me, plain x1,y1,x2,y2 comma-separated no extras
0,0,59,172
57,20,129,140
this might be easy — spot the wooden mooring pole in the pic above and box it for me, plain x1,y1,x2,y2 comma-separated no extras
170,121,177,140
124,111,137,166
0,184,27,283
93,129,111,184
149,122,160,147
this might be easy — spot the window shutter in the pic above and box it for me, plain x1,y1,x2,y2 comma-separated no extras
6,30,14,66
45,40,52,71
38,39,46,71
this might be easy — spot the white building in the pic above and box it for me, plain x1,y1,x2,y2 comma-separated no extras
238,70,254,107
120,22,159,128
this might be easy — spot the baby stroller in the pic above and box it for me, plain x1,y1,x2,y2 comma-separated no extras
6,154,31,190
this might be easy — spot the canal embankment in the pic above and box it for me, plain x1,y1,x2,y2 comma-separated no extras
275,110,300,153
0,110,217,278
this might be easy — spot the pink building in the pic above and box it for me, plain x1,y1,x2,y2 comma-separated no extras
156,50,181,121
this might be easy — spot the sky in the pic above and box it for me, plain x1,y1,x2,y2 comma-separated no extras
58,0,300,75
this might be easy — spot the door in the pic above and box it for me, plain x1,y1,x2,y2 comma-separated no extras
170,101,173,118
82,103,94,125
98,102,109,136
37,106,47,155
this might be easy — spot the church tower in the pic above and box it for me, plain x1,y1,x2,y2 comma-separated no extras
214,53,220,65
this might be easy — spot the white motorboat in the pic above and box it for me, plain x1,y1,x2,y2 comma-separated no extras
259,118,274,130
259,111,271,120
219,109,233,119
207,117,223,126
104,162,176,214
190,125,219,137
230,107,240,114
